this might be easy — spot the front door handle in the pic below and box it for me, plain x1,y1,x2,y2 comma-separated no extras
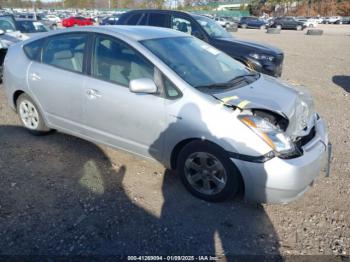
86,89,101,98
30,72,41,81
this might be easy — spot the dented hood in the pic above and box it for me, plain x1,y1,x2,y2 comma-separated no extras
213,75,315,138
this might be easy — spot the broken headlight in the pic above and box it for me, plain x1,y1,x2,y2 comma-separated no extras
238,115,296,155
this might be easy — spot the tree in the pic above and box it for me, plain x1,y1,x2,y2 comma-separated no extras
337,0,350,16
35,0,43,9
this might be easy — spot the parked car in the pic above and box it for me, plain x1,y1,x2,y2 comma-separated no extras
271,17,306,30
238,16,269,29
214,16,233,28
3,26,329,203
117,10,284,77
342,16,350,24
15,12,35,19
0,14,28,80
313,17,324,24
45,14,61,24
16,19,49,35
296,17,318,27
222,16,240,24
323,16,342,24
36,14,58,30
62,16,94,27
15,13,58,30
99,14,122,25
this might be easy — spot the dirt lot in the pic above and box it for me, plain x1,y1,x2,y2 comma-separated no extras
0,24,349,257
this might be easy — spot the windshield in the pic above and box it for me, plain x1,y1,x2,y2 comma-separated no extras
17,21,48,33
194,15,231,39
0,16,17,32
142,37,250,89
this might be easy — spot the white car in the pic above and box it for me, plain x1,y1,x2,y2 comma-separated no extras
214,17,232,28
325,16,342,24
314,17,324,24
45,15,61,23
302,18,318,28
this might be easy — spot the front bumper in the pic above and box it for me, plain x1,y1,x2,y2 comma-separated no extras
232,118,329,204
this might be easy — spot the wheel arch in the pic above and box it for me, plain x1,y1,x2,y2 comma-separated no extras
170,138,201,170
170,137,245,196
13,90,25,110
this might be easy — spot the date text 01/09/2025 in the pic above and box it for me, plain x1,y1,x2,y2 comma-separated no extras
127,256,219,261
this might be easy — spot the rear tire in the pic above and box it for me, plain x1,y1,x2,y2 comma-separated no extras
260,25,266,30
276,25,282,30
296,25,302,31
241,24,247,29
177,140,242,202
16,93,51,135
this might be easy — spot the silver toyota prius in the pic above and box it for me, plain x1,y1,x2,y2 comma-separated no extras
3,26,329,203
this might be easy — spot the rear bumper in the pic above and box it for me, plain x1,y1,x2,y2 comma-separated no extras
232,118,329,204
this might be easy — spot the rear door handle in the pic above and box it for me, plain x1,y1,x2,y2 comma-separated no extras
30,73,41,81
86,89,101,98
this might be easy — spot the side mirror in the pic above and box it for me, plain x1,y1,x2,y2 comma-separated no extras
129,78,157,94
0,29,5,35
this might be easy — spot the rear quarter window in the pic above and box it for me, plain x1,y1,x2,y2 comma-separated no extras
23,39,44,61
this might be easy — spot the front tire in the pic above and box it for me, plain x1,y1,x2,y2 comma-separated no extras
296,25,302,31
241,23,247,29
16,93,51,135
177,141,242,202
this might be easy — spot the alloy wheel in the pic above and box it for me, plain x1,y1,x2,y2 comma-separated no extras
184,152,227,196
19,100,39,130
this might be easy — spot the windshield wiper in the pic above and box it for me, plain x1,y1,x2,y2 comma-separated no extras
228,72,260,84
195,82,234,90
195,72,260,90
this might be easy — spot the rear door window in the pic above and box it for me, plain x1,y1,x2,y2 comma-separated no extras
126,13,142,25
148,13,168,28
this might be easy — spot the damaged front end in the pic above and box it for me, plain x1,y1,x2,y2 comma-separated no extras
214,81,319,159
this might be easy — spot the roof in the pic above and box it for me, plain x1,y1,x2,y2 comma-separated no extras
15,18,37,21
54,25,188,41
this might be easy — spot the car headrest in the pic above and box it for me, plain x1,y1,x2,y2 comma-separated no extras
54,50,74,60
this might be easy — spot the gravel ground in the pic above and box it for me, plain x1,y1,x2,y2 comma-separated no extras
0,24,349,258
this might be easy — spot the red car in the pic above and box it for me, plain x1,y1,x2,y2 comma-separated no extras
62,16,94,27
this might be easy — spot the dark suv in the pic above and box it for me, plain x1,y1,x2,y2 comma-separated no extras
271,17,306,30
117,10,284,77
239,16,268,29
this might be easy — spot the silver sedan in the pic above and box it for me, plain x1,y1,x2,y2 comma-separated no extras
3,26,329,203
